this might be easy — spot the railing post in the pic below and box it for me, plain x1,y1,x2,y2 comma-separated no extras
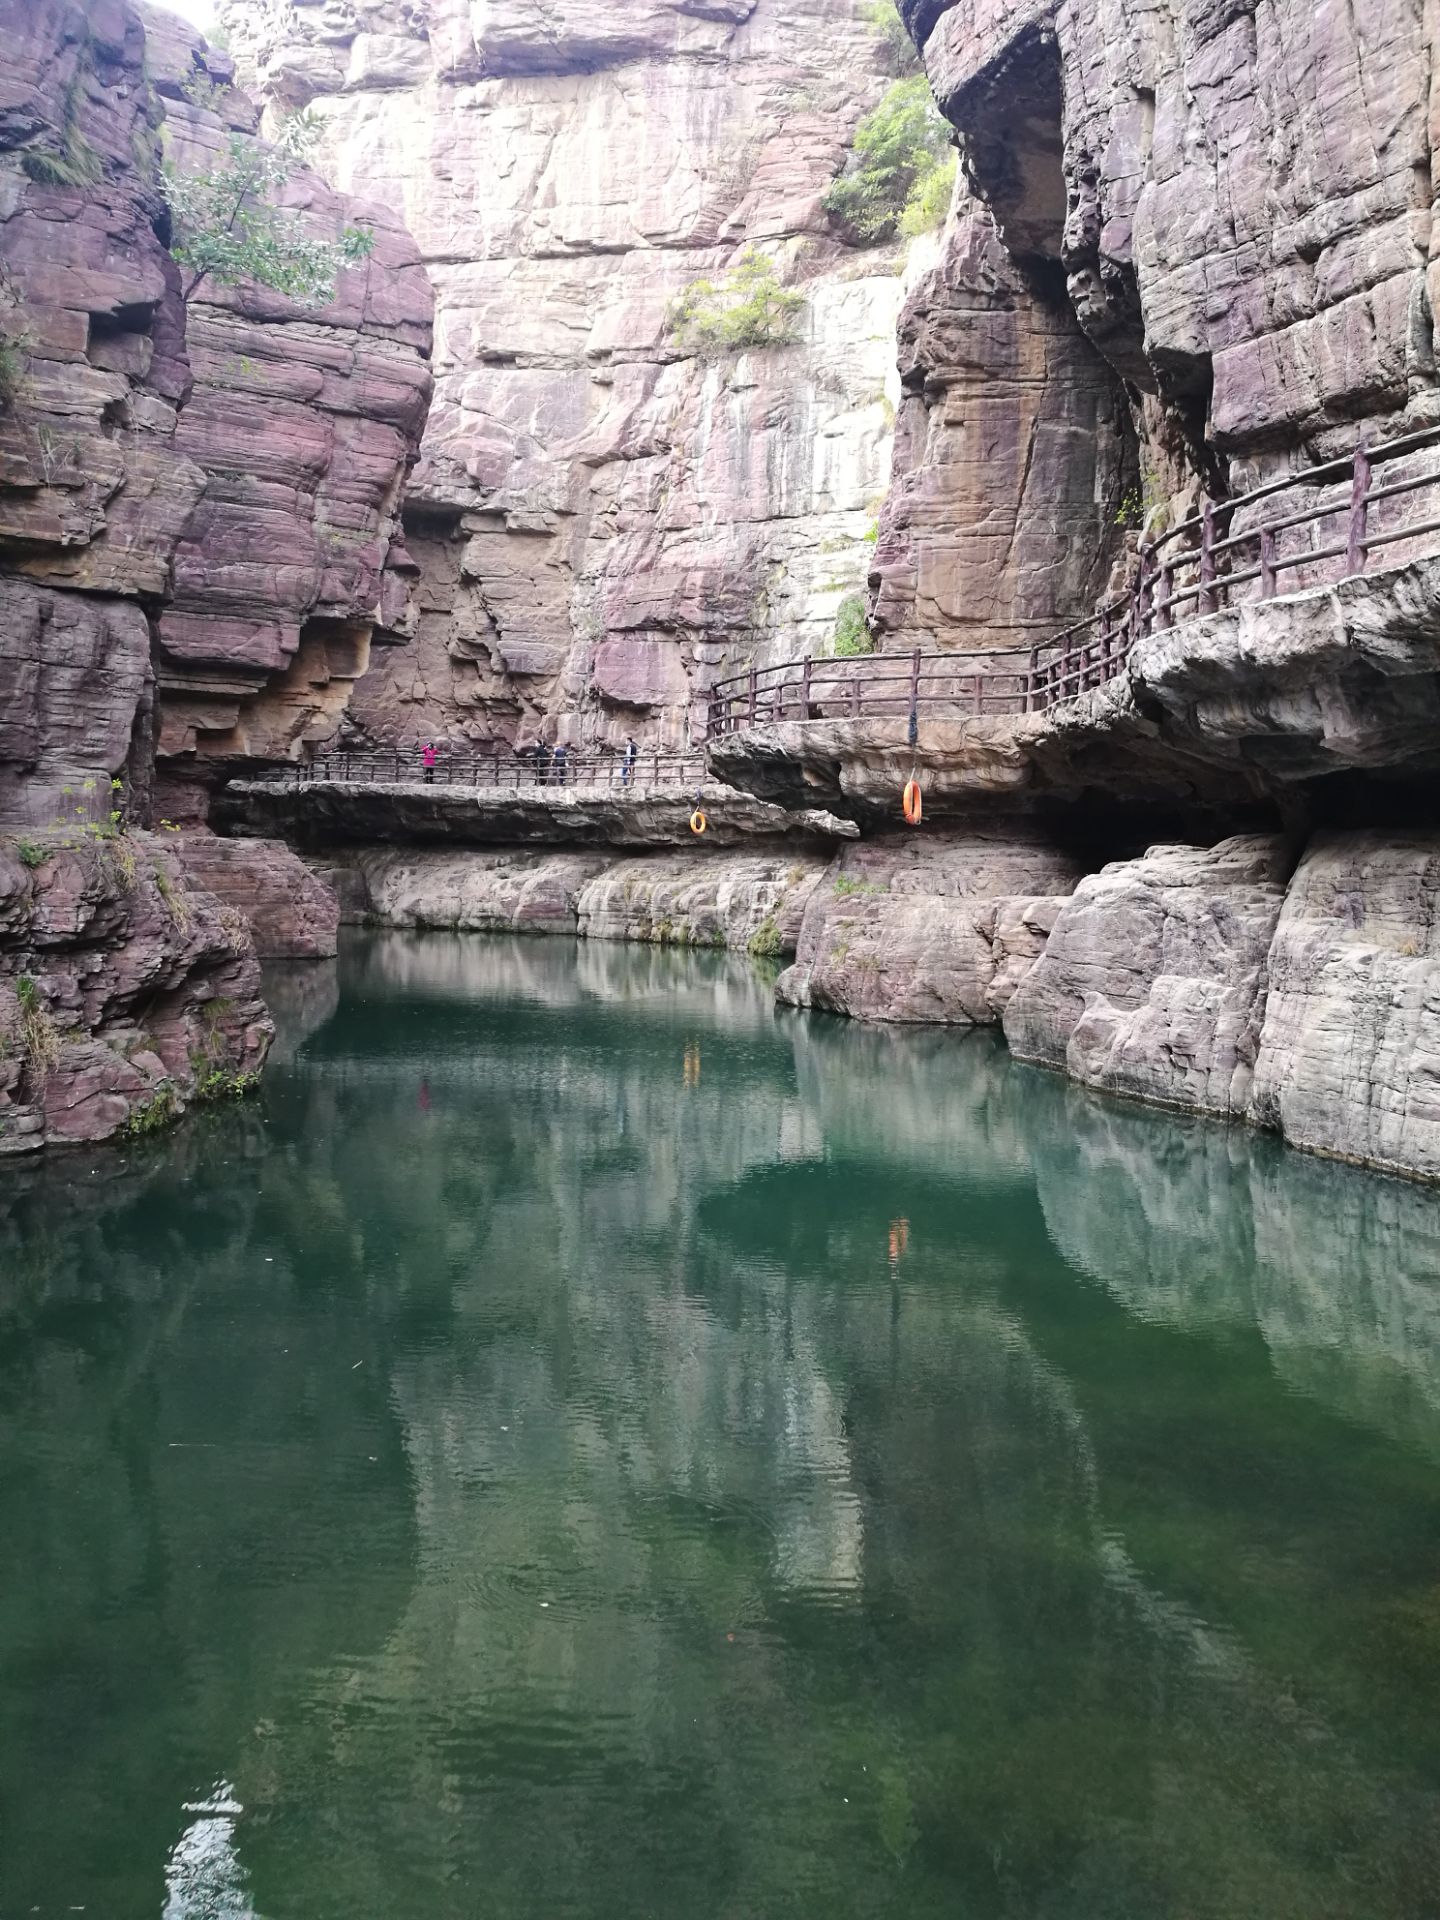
1157,561,1173,630
850,674,861,717
800,655,813,720
1347,439,1371,576
1026,645,1039,713
1259,524,1277,598
1198,501,1217,614
747,666,758,728
1144,549,1159,645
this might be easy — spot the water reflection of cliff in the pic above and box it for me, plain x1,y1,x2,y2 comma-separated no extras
2,933,1439,1919
1015,1068,1440,1460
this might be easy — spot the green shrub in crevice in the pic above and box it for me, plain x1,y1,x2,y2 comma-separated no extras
121,1083,183,1138
747,916,784,959
20,73,102,189
16,975,61,1084
669,248,806,357
833,593,874,657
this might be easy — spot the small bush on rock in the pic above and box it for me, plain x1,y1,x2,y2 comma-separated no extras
16,975,60,1085
747,916,784,959
19,75,101,190
833,593,874,657
122,1084,182,1138
669,249,805,357
900,152,956,237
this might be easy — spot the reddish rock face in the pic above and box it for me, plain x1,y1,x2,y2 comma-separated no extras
225,0,909,754
591,636,692,712
0,835,272,1153
170,833,340,958
914,0,1432,474
0,0,432,1145
142,8,434,784
0,0,433,829
872,204,1134,654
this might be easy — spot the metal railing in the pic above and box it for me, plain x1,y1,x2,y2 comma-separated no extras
705,423,1440,740
286,748,709,792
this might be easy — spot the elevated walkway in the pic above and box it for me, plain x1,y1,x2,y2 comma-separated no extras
704,425,1440,749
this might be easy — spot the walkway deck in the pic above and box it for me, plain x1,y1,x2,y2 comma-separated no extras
287,749,709,796
704,424,1440,741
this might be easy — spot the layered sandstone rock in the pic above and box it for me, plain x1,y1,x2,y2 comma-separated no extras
0,2,432,825
0,833,271,1152
0,0,429,1145
576,852,824,952
866,0,1440,688
140,9,433,792
775,826,1081,1022
871,194,1133,654
222,0,909,752
1248,831,1440,1179
218,772,856,849
1003,836,1291,1116
0,0,191,826
906,0,1435,473
334,844,827,953
171,833,340,958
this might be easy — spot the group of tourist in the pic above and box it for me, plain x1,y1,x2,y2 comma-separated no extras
414,737,640,787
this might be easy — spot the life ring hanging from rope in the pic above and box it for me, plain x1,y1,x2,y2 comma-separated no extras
690,785,708,836
902,676,923,826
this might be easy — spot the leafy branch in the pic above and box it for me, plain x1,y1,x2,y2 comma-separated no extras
163,110,374,306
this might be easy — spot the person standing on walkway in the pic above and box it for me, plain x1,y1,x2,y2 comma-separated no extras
421,741,438,784
551,743,568,787
622,736,637,788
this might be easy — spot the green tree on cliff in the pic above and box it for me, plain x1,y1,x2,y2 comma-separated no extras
823,75,953,243
163,110,374,306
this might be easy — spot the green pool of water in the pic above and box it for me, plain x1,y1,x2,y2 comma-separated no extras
3,932,1439,1919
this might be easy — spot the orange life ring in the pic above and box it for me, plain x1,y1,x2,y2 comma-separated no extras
690,809,708,835
902,780,923,826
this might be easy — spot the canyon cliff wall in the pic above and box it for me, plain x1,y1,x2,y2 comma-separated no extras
724,0,1440,1185
877,0,1438,656
222,0,912,752
0,0,431,1149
